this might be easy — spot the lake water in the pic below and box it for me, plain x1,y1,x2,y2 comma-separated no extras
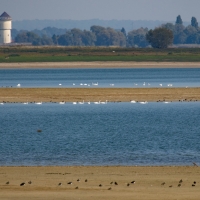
0,102,200,166
1,68,200,88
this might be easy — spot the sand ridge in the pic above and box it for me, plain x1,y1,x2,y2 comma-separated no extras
0,61,200,68
0,88,200,103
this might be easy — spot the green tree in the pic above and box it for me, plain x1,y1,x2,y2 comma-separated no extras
146,27,173,49
174,32,187,44
15,31,40,43
81,30,96,46
191,17,198,28
52,34,58,45
176,15,183,25
121,27,126,37
162,23,175,32
127,27,149,47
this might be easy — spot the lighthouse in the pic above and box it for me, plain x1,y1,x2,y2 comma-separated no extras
0,12,12,44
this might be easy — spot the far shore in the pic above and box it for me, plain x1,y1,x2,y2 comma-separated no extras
0,166,199,200
0,61,200,68
0,88,200,103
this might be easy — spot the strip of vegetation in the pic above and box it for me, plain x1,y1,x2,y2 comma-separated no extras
1,54,200,62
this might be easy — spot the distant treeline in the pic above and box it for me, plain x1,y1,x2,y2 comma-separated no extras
13,15,200,47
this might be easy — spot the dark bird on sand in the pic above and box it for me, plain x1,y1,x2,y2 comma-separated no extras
114,182,118,185
169,185,172,187
85,179,88,182
28,181,32,184
68,182,72,185
99,184,102,187
58,183,62,186
77,179,80,182
192,184,195,187
193,181,196,184
110,181,113,184
108,187,112,190
20,182,25,186
6,181,9,185
179,179,183,183
127,183,130,186
193,162,198,167
161,182,165,185
75,186,79,189
131,181,136,184
178,184,181,187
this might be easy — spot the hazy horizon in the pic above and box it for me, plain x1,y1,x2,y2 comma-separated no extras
1,0,199,22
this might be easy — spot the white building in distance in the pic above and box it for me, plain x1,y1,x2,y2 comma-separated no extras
0,12,12,44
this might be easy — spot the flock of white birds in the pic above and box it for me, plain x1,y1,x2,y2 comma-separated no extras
0,82,176,105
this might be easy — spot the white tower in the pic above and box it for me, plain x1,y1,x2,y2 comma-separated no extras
0,12,12,44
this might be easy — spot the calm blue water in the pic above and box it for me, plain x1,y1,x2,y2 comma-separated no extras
1,68,200,88
0,102,200,166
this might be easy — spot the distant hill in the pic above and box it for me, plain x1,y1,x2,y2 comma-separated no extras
12,19,190,32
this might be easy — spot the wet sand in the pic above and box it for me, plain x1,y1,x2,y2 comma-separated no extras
0,166,199,200
0,61,200,68
0,88,200,103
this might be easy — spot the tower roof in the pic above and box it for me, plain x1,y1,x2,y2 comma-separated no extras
0,12,12,20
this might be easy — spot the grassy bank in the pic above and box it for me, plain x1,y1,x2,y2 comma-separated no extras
1,46,200,62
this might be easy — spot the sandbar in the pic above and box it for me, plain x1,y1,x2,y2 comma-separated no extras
0,88,200,103
0,166,199,200
0,61,200,68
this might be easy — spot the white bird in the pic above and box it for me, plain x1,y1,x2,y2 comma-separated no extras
79,100,84,104
17,84,21,87
0,102,4,105
80,83,83,86
159,84,162,87
134,83,138,86
110,84,114,86
130,100,136,103
139,101,148,104
59,101,65,104
148,83,151,86
167,84,173,87
92,82,98,86
23,102,28,104
73,102,77,104
59,83,62,86
73,83,75,86
35,102,42,105
101,100,108,104
84,83,88,86
88,101,90,104
94,100,101,104
163,102,170,103
143,82,145,86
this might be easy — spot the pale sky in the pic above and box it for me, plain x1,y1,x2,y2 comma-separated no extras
0,0,199,22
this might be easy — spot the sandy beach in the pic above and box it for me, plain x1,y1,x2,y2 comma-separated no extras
0,61,200,69
0,166,199,200
0,88,200,103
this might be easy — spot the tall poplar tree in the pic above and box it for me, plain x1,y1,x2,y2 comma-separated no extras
176,15,183,25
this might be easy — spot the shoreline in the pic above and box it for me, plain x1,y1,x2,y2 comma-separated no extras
0,166,199,200
1,88,200,103
0,61,200,68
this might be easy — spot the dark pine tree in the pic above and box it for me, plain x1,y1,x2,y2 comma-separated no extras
191,17,198,28
176,15,183,25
